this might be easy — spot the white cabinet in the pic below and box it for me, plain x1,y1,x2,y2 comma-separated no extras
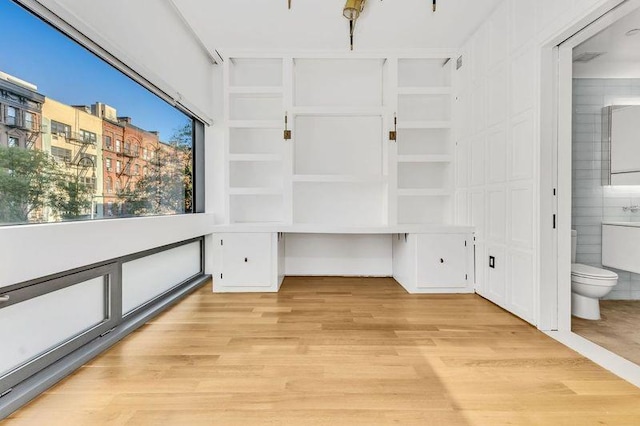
393,232,473,293
212,232,285,292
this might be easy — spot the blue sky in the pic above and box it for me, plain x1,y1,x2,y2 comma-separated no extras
0,0,190,143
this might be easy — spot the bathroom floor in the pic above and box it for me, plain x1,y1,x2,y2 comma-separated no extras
573,300,640,365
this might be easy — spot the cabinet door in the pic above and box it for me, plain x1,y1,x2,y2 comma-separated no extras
416,234,468,288
221,233,272,287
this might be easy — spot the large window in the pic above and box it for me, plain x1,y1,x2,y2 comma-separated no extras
0,0,196,226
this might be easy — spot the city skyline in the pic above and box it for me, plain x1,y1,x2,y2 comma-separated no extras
0,0,189,143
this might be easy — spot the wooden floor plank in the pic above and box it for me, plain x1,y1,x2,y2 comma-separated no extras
6,277,640,425
573,300,640,366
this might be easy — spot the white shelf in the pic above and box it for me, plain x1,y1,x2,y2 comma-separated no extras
229,154,282,162
397,155,452,163
228,86,283,94
397,87,452,95
397,121,452,129
398,189,452,196
228,120,282,129
293,174,387,183
292,106,384,116
229,187,283,195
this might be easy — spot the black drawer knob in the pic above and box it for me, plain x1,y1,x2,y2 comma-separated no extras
440,258,444,263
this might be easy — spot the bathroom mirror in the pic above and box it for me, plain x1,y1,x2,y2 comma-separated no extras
603,105,640,185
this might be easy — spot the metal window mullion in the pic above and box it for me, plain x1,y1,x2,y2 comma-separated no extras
0,264,119,394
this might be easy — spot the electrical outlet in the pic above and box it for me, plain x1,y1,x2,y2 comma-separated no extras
489,256,495,269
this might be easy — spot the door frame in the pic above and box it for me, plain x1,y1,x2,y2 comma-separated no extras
540,0,640,331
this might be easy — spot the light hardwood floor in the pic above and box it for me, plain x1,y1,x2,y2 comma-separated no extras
573,300,640,366
6,277,640,425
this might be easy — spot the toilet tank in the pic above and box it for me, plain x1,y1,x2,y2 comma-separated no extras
571,230,577,263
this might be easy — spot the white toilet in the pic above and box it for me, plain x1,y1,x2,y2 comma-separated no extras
571,230,618,320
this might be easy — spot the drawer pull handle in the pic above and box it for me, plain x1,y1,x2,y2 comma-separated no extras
0,295,9,302
440,258,444,263
244,258,248,262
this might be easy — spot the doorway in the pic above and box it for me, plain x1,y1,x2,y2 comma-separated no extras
551,0,640,380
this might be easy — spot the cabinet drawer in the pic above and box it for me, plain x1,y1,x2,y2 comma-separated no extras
416,234,468,288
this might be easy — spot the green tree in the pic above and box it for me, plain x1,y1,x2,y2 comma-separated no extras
170,121,194,212
0,145,58,224
49,171,94,220
117,121,193,216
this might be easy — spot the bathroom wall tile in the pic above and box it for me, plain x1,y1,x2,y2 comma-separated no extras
572,196,602,207
574,224,600,235
575,85,605,96
576,253,601,265
578,234,601,246
605,290,631,300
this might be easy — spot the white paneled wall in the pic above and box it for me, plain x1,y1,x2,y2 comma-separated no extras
458,0,614,325
572,78,640,300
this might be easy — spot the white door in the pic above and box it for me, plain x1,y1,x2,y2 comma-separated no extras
416,234,468,288
220,233,272,287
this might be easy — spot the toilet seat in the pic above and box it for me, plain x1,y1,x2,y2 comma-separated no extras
571,263,618,286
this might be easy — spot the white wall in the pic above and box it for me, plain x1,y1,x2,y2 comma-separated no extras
458,0,624,326
284,234,392,276
1,1,218,287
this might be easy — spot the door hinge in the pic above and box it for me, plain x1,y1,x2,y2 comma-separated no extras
220,273,223,279
464,240,467,247
220,239,223,246
465,274,468,280
553,188,557,196
553,214,556,229
100,327,116,338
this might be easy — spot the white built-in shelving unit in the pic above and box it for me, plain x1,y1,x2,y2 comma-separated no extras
223,53,456,227
394,58,453,225
225,58,286,224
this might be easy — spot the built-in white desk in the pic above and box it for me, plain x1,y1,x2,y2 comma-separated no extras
211,225,475,294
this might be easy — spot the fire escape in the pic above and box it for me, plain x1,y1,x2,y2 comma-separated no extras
0,105,43,149
67,130,96,183
117,140,139,187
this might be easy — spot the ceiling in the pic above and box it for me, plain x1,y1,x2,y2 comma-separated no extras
574,6,640,78
172,0,503,54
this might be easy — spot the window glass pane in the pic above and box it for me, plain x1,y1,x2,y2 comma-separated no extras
0,0,194,226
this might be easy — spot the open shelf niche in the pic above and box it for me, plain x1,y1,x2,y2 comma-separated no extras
226,57,285,224
394,58,454,224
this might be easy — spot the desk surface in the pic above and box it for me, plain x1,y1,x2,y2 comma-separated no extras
211,224,474,234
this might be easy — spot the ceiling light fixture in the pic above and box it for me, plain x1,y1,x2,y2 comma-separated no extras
343,0,366,51
626,28,640,36
342,0,437,50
